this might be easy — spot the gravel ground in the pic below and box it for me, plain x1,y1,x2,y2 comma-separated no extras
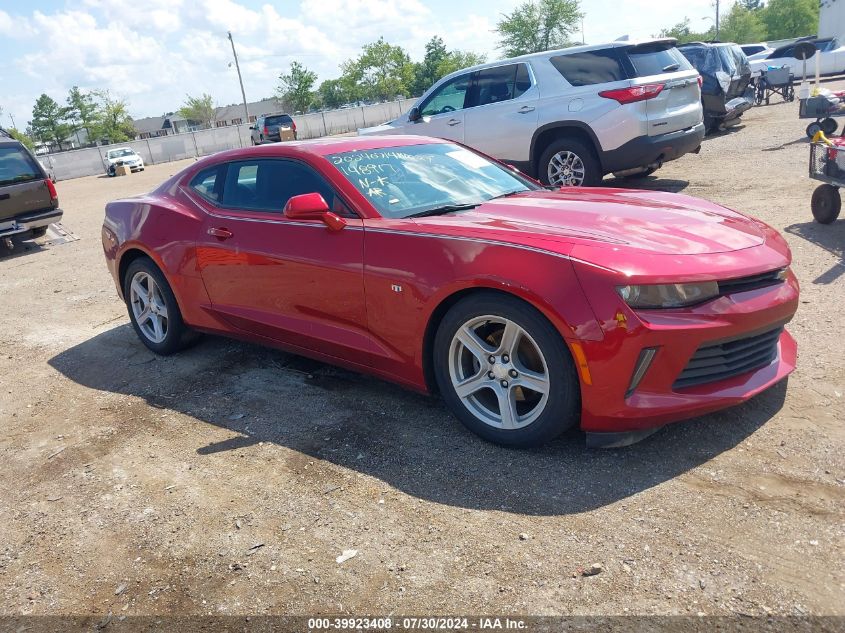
0,84,843,622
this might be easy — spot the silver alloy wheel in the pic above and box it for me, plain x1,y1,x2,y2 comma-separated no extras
129,271,169,344
448,315,551,430
548,150,586,187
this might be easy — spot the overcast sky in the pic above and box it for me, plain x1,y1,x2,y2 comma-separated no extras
0,0,721,126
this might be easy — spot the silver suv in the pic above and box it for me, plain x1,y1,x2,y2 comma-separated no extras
360,39,704,186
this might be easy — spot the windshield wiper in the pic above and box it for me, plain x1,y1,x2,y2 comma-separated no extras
408,203,480,219
491,189,528,199
663,63,681,72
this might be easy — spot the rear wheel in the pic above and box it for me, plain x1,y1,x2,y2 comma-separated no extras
807,122,823,138
811,184,841,224
822,118,838,135
124,258,198,355
433,293,580,447
539,138,601,187
30,226,48,238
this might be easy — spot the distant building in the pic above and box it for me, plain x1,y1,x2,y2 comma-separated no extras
132,98,285,139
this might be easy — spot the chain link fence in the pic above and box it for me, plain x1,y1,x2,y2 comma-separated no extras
39,99,413,182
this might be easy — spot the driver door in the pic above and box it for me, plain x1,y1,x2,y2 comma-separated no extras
406,72,471,143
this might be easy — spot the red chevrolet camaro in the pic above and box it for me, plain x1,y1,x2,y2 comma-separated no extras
102,136,799,447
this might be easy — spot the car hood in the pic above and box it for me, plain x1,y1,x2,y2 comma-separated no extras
412,188,766,256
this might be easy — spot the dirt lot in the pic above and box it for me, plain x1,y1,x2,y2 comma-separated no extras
1,85,843,623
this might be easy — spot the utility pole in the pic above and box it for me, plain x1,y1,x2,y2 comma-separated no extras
715,0,720,41
228,31,250,125
8,113,16,129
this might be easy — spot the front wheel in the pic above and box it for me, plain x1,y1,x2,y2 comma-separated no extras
433,293,580,447
811,184,841,224
124,258,198,355
539,138,602,187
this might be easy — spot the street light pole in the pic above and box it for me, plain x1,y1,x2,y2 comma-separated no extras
715,0,720,41
228,31,250,125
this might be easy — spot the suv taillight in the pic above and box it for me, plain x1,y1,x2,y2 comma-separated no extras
291,120,297,132
599,83,664,104
45,178,58,205
264,126,269,135
697,75,703,88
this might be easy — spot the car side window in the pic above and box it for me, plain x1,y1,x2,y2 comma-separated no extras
550,50,627,86
190,166,224,202
467,64,531,107
420,74,471,116
220,159,353,216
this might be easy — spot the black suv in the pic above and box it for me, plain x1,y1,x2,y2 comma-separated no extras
0,130,62,246
249,113,297,145
678,42,755,133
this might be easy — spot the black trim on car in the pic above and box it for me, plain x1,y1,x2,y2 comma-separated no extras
600,123,705,174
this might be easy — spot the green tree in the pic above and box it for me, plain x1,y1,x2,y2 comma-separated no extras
66,86,99,144
93,91,136,142
317,78,353,109
7,128,34,150
345,38,415,102
277,61,318,113
436,50,487,78
178,93,216,128
496,0,583,57
30,94,72,148
658,18,713,43
411,36,450,96
719,4,767,43
760,0,819,40
738,0,763,9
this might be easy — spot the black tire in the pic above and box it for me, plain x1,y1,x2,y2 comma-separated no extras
807,122,823,138
123,257,199,355
811,184,841,224
822,118,838,135
433,292,581,448
30,226,48,238
538,138,602,187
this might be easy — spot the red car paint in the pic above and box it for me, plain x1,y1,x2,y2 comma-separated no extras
102,136,798,433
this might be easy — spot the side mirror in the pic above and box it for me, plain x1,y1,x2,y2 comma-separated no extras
408,106,421,123
283,193,347,231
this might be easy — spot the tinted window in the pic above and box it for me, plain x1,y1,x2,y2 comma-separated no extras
420,74,471,116
769,45,794,59
0,145,41,186
627,45,693,77
468,64,530,107
741,45,765,56
265,115,293,126
190,166,223,202
550,50,626,86
221,159,349,215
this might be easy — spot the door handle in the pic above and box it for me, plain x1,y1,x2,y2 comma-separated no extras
447,118,461,126
207,227,233,240
518,106,535,113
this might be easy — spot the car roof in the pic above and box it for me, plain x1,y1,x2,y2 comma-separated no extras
434,38,678,80
192,135,448,166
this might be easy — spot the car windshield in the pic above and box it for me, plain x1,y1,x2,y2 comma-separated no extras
0,145,40,186
108,149,134,158
327,143,538,219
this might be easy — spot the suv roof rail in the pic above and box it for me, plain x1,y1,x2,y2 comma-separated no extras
0,127,12,138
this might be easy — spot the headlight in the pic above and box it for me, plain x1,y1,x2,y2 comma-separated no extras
617,281,719,309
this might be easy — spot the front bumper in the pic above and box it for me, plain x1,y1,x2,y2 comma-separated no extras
571,255,799,433
0,208,63,237
601,122,705,174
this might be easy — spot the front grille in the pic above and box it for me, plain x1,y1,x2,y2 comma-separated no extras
673,326,783,390
718,269,784,296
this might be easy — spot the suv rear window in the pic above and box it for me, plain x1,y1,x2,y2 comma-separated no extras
550,50,626,86
265,115,293,126
627,45,693,77
0,144,41,187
